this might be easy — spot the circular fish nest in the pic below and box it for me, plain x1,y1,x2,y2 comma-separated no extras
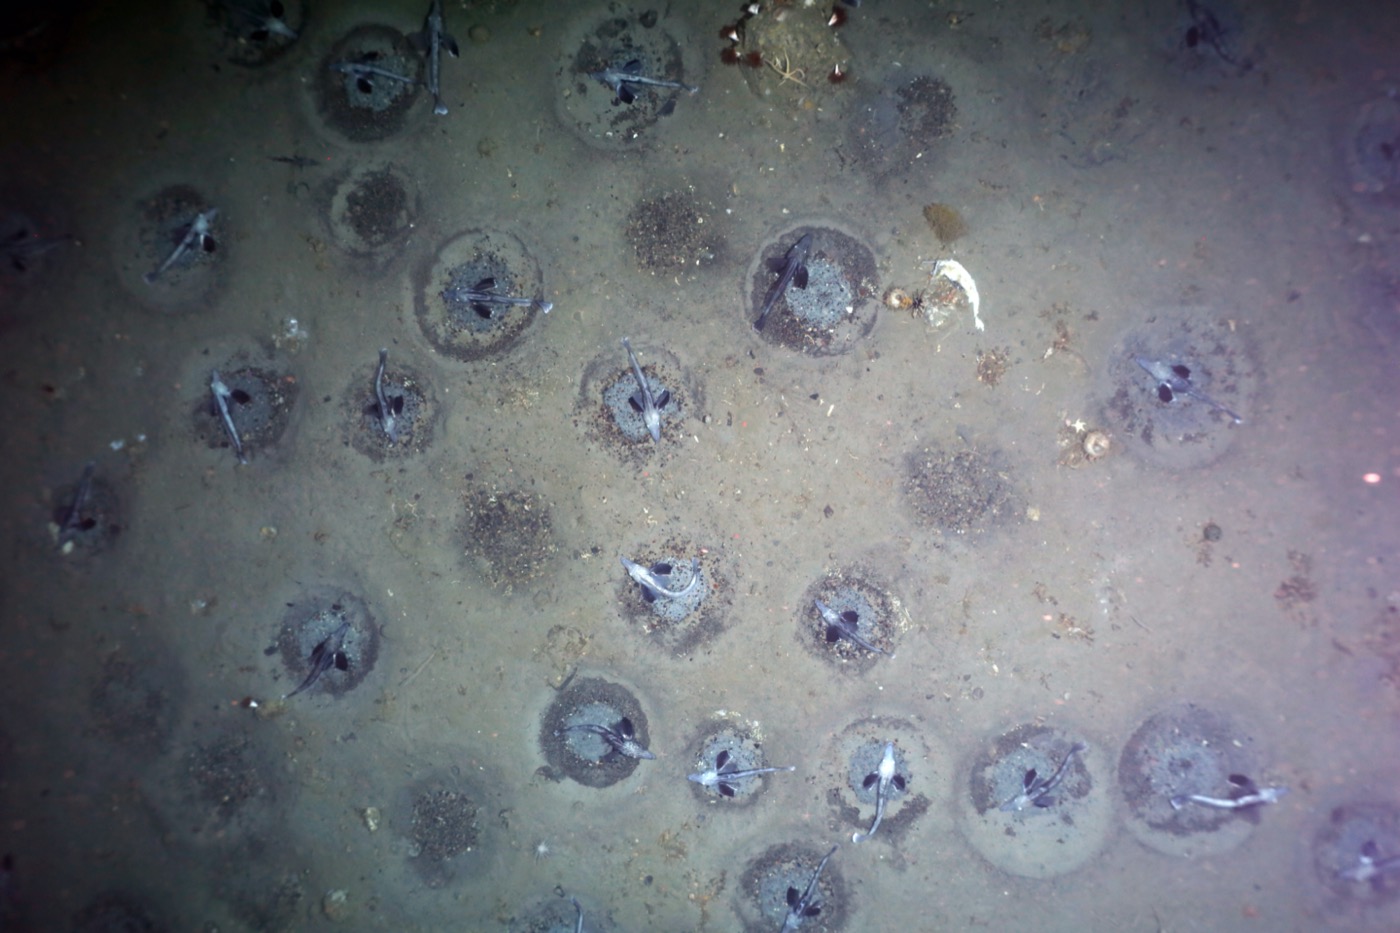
0,196,71,303
616,534,732,657
1309,800,1400,908
341,352,436,460
48,465,122,559
845,75,958,180
313,24,424,143
746,224,878,354
554,4,702,151
625,188,727,274
511,895,596,933
190,363,298,463
903,442,1023,536
394,767,489,888
179,724,284,845
1346,96,1400,198
120,183,223,310
538,676,652,789
322,162,418,269
820,716,934,846
275,589,379,699
796,569,906,673
459,486,556,590
961,722,1113,879
202,0,304,68
737,842,848,933
415,228,547,362
1117,702,1264,857
685,720,785,806
575,342,703,466
1100,307,1256,471
88,640,183,754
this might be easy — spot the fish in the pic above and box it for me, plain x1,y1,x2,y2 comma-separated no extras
852,742,905,843
209,370,248,464
2,228,71,273
754,233,811,331
781,844,838,931
563,717,655,760
570,896,584,933
1182,0,1251,71
590,58,699,105
222,0,297,41
144,207,217,284
374,348,401,444
443,276,553,317
330,57,418,95
619,555,701,601
999,742,1086,812
55,460,97,551
410,0,459,116
621,337,670,442
1170,773,1288,811
1338,840,1400,885
1133,355,1243,424
284,619,351,699
687,749,796,797
267,154,321,169
816,599,893,657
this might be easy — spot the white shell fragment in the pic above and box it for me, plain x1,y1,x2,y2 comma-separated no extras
930,259,984,331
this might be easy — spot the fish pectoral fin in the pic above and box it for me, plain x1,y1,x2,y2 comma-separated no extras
444,36,460,56
718,782,736,797
1022,768,1038,791
470,302,494,319
334,651,349,671
617,86,635,105
862,772,879,789
891,775,907,791
715,749,730,770
1033,795,1056,808
653,389,670,409
839,609,859,626
622,59,643,75
1157,383,1174,403
792,266,809,289
473,276,496,291
627,392,645,413
824,625,842,643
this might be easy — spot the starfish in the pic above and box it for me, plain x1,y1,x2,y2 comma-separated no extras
1070,419,1087,434
767,53,808,88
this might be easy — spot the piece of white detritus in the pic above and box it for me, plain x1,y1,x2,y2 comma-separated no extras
931,259,984,331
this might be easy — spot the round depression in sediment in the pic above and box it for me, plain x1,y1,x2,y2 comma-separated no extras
685,716,793,808
47,461,122,560
340,349,437,460
87,636,183,756
820,716,949,847
576,341,703,464
392,765,489,888
539,676,653,789
625,186,728,274
1307,800,1400,914
116,183,224,311
311,24,425,143
275,588,379,700
460,485,556,589
320,161,419,270
796,568,908,674
1345,96,1400,199
1099,306,1256,471
617,534,732,657
1117,702,1267,857
903,440,1024,538
736,842,848,933
554,4,703,151
202,0,304,67
157,721,287,847
511,893,610,933
188,355,299,465
845,75,959,182
0,194,73,306
415,228,548,361
961,722,1113,879
746,224,879,354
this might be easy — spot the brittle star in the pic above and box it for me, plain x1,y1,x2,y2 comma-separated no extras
767,53,808,87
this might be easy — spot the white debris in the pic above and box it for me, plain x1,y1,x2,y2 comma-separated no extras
930,259,984,331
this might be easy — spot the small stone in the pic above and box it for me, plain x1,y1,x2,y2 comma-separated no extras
322,889,350,922
468,24,490,43
361,806,380,832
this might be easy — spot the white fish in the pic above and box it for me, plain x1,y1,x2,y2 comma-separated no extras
930,259,983,331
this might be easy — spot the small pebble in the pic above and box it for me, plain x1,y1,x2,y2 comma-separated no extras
468,24,490,43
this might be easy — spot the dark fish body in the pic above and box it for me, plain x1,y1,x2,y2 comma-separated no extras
621,337,669,441
1133,355,1243,424
852,742,905,843
374,348,400,444
687,749,795,797
754,233,812,330
999,741,1086,812
1338,840,1400,884
816,599,892,657
209,370,248,464
145,208,218,284
590,59,698,105
1170,772,1287,811
285,620,351,699
620,555,700,601
782,845,837,931
410,0,459,115
444,276,552,317
564,717,655,760
267,154,320,168
330,59,417,93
